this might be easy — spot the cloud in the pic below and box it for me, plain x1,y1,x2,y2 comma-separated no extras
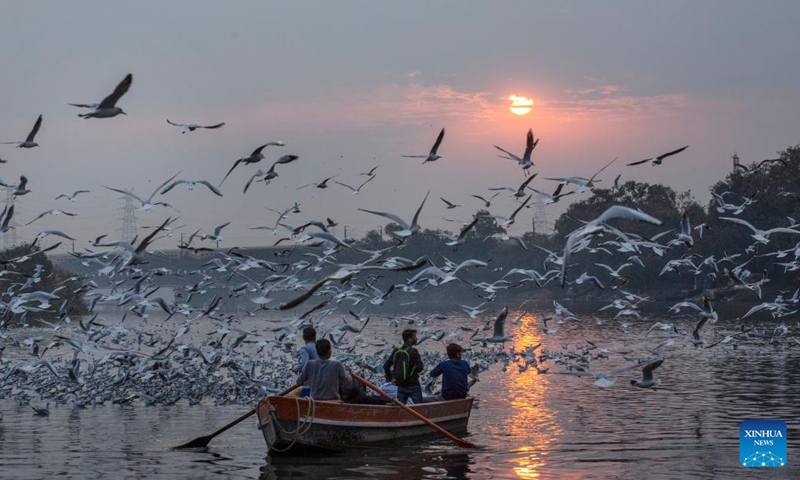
539,91,689,122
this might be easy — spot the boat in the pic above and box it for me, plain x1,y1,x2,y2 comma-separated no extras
256,395,474,453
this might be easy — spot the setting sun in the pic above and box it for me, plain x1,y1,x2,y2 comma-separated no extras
509,94,534,115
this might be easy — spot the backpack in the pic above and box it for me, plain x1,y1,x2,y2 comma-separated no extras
392,346,416,382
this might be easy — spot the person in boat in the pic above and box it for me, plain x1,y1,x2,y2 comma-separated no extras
291,326,318,376
383,328,424,404
430,343,471,401
340,375,391,405
293,338,351,401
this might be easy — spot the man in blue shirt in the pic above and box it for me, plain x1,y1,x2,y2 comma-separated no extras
430,343,471,400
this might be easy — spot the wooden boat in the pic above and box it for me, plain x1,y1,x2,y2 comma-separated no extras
256,395,474,453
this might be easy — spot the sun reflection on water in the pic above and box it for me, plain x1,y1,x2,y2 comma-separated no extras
501,310,563,478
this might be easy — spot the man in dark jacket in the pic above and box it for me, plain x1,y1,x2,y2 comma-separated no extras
383,329,424,404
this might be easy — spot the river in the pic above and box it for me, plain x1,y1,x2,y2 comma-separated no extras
1,304,798,479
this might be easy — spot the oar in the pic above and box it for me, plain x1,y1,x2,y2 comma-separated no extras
350,372,477,449
174,385,295,449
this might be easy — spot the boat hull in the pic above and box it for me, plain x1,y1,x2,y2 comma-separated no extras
256,396,473,452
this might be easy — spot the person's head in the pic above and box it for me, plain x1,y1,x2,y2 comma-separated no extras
402,329,418,345
315,338,332,359
302,326,317,343
446,343,463,360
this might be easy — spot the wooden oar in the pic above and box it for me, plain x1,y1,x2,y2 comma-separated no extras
174,385,295,449
350,372,477,449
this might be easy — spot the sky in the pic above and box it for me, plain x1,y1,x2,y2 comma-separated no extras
2,1,800,251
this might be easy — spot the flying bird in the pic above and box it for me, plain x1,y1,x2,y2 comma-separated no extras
103,172,180,210
69,73,133,118
334,175,375,195
630,358,664,388
160,179,223,197
166,119,225,134
402,128,445,164
440,197,461,209
471,192,500,208
494,128,538,174
734,158,788,176
13,176,31,197
1,114,43,148
55,190,90,202
25,209,77,226
297,175,338,190
359,190,430,238
220,144,288,186
719,217,800,244
627,146,688,166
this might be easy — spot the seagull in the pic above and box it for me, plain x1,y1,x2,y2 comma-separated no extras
475,306,512,344
531,183,573,204
13,175,31,197
25,209,77,226
1,114,42,148
494,128,538,174
55,190,90,202
200,222,230,242
627,146,688,166
630,358,664,388
160,179,223,197
545,158,617,194
104,172,180,210
335,175,375,195
402,128,445,164
361,165,380,176
166,119,225,134
734,158,788,176
30,402,50,417
359,190,429,238
297,175,337,190
471,192,500,208
560,206,663,286
478,194,532,227
489,173,538,198
556,362,642,388
219,142,287,186
719,217,800,244
69,73,133,118
440,197,461,210
610,174,622,194
444,216,480,252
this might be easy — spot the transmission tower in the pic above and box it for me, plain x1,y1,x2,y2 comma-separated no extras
731,152,740,172
531,202,552,235
3,188,19,250
119,196,138,242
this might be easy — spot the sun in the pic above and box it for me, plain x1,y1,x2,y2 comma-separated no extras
509,95,533,115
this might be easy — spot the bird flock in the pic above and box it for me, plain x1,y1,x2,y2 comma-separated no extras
1,71,799,418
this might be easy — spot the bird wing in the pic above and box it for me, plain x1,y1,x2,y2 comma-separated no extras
358,207,409,229
197,180,223,196
103,185,145,205
334,180,357,192
594,206,662,226
641,358,664,381
160,180,184,195
493,145,521,162
492,306,508,338
274,154,299,165
149,172,182,201
402,155,426,158
626,158,649,166
134,216,171,255
523,128,535,158
166,119,184,127
719,217,757,233
658,145,688,160
220,159,244,187
98,73,133,109
200,122,225,129
26,115,43,143
410,190,430,228
430,128,445,155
